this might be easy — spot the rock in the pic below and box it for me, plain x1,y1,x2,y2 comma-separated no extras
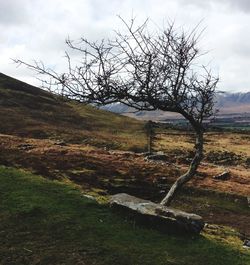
54,140,67,146
213,171,230,180
17,143,34,150
247,197,250,207
110,193,205,234
246,157,250,167
243,239,250,248
146,154,168,161
206,151,242,165
82,194,96,200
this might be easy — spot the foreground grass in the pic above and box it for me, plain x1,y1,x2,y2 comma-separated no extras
0,166,249,265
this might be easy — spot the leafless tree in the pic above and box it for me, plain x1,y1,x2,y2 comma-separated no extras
14,17,218,206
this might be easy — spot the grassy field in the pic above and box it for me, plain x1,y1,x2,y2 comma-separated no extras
0,166,249,265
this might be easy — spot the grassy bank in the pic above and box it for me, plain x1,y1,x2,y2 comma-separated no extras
0,166,249,265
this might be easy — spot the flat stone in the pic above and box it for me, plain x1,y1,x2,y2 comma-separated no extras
110,193,205,234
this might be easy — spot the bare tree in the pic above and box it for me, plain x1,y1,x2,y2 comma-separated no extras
14,17,218,206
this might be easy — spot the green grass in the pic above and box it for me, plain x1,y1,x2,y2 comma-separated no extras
0,166,249,265
169,186,250,213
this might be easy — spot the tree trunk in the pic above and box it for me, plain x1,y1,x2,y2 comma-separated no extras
160,130,204,206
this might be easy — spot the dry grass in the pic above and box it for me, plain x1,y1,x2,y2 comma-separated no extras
155,131,250,155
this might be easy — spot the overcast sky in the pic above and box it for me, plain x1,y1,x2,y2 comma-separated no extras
1,0,250,92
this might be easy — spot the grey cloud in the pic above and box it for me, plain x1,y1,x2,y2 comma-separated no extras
230,26,250,57
0,0,31,25
89,0,121,20
179,0,250,12
227,0,250,12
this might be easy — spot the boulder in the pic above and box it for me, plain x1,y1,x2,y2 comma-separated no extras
110,193,205,234
243,239,250,248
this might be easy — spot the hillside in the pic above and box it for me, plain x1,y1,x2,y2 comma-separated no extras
0,72,146,150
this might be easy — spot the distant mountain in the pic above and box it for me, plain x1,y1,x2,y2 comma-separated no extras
217,92,250,105
215,92,250,114
102,92,250,120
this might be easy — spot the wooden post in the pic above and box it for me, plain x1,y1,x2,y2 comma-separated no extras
145,120,154,154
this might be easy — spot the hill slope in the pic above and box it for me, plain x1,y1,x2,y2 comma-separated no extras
0,73,146,151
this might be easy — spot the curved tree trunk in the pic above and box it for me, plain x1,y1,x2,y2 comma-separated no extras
160,129,204,206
